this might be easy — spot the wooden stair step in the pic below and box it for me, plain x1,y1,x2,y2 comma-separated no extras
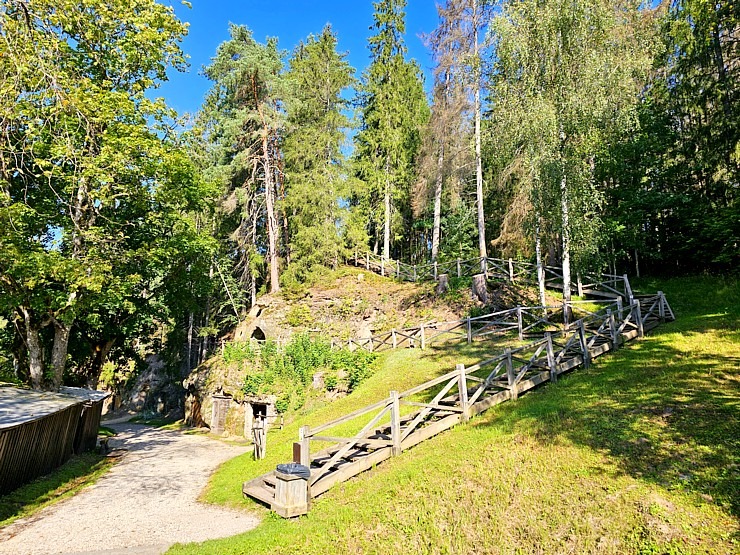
243,481,275,505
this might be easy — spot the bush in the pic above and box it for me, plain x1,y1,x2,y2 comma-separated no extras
240,334,376,408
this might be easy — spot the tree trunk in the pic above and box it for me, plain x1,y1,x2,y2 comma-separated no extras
21,308,45,390
50,321,72,390
472,273,488,304
473,0,487,261
535,214,547,308
560,164,572,318
436,273,449,295
383,158,391,260
263,134,280,293
431,146,444,262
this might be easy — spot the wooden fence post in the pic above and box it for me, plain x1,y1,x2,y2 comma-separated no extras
381,257,385,277
634,301,644,338
420,324,426,350
658,291,666,322
365,253,369,270
396,262,400,280
390,391,401,456
623,274,633,303
299,425,311,467
392,329,397,349
577,320,590,369
456,258,461,278
616,296,624,323
508,258,514,282
413,265,417,282
354,250,358,266
608,309,619,349
517,307,523,341
457,363,470,422
433,261,438,281
505,348,517,400
577,274,583,297
466,317,472,343
545,333,557,382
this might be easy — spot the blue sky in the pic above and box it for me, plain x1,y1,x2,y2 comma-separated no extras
156,1,440,116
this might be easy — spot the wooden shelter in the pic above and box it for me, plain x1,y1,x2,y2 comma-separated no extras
0,386,110,495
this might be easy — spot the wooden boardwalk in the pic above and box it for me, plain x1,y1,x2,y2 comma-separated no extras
243,256,675,516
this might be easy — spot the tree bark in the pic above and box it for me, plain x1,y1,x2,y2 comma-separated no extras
431,146,444,262
21,308,44,390
473,0,487,261
50,321,72,390
560,164,572,320
263,133,280,293
535,214,547,308
383,157,391,260
472,273,488,304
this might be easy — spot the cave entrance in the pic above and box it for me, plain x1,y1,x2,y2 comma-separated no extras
252,402,267,419
251,326,266,341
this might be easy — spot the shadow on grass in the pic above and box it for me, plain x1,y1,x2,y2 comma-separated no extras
470,287,739,519
0,452,113,526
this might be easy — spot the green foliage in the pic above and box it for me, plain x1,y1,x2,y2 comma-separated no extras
237,333,376,411
284,305,313,328
222,342,256,364
352,0,430,260
0,0,214,389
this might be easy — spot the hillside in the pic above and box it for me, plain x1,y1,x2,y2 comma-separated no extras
170,275,739,554
183,266,554,432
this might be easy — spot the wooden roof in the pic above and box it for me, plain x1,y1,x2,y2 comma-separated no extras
0,386,108,430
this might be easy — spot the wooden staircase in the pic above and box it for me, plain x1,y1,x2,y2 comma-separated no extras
243,268,676,516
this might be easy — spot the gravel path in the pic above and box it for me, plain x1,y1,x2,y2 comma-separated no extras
0,421,260,555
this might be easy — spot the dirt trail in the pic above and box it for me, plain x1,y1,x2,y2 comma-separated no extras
0,421,259,555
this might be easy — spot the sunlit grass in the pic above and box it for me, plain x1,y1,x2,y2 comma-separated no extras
176,275,739,554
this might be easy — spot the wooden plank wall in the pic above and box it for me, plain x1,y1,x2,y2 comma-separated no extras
0,402,84,495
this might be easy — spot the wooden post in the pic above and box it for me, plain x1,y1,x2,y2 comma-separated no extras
545,333,557,382
623,274,633,303
466,317,472,343
420,324,426,350
413,265,417,282
381,257,385,277
299,425,310,467
505,349,517,400
457,363,469,422
508,258,514,282
433,261,438,280
390,391,401,456
577,274,583,297
396,262,400,279
634,301,644,338
354,250,358,266
577,320,590,369
456,258,461,278
658,291,665,322
365,253,369,270
616,296,624,323
517,307,523,341
392,329,397,349
608,309,619,349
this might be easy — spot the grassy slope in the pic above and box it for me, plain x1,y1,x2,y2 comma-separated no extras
0,452,115,527
171,276,739,554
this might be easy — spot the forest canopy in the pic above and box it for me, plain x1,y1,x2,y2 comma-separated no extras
1,0,736,390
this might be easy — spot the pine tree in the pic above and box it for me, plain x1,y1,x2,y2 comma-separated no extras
201,25,285,295
282,25,355,282
353,0,429,261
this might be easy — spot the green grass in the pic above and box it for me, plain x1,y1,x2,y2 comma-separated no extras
171,275,739,554
0,452,115,528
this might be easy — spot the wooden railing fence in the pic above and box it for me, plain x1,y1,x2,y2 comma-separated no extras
288,293,673,498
